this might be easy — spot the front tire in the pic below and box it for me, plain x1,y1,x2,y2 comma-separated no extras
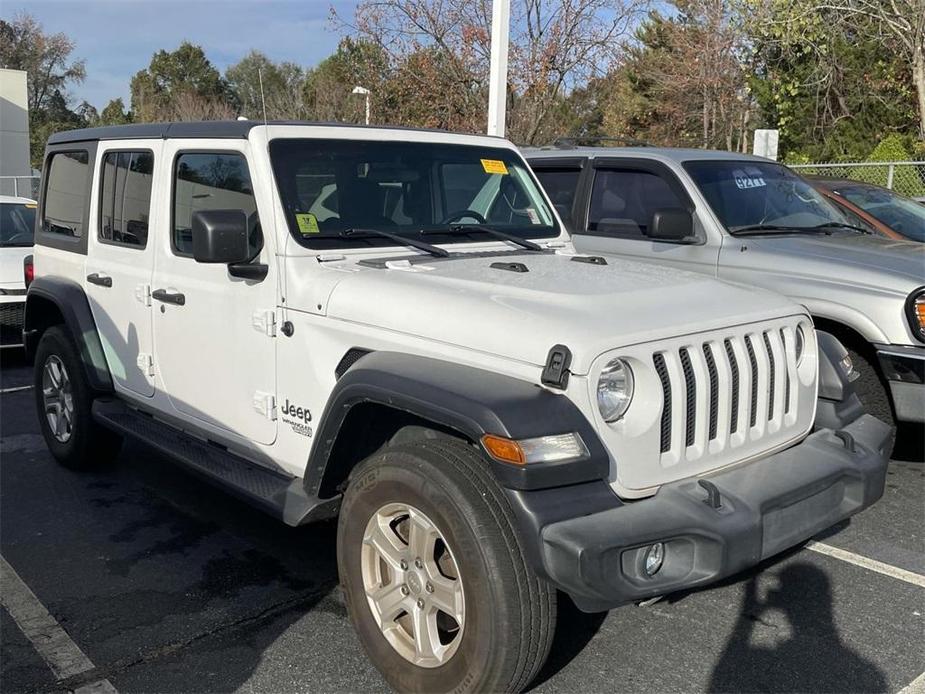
337,439,555,693
847,345,896,430
33,326,121,469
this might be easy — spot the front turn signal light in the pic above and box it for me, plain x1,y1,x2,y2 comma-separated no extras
481,433,588,466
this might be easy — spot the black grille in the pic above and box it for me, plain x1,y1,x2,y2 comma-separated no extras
653,353,672,453
679,348,696,448
703,343,719,441
745,336,759,428
335,348,371,379
781,329,791,414
0,303,25,346
763,332,776,421
725,339,740,434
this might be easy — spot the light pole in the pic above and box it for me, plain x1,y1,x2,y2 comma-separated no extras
487,0,511,137
352,85,371,125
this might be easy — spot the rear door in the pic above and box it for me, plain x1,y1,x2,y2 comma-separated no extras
565,158,721,275
151,143,278,446
85,144,159,397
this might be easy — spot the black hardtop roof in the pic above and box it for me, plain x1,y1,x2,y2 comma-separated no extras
46,120,502,145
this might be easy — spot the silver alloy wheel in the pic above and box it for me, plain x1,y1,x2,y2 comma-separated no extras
42,355,74,443
361,503,465,668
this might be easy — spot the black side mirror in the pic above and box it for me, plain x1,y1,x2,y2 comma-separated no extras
647,208,694,242
191,209,251,264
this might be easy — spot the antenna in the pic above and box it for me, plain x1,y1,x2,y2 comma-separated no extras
257,67,269,126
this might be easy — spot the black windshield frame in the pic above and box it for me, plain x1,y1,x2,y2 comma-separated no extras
269,138,560,250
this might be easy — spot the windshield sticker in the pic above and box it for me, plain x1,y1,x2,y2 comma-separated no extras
525,207,540,224
23,203,37,209
481,159,509,175
733,169,766,190
295,212,320,234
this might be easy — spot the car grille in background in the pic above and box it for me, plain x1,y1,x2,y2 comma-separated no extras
653,326,799,461
0,303,25,346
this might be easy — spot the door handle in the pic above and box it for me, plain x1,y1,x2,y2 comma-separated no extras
87,273,112,287
152,288,186,306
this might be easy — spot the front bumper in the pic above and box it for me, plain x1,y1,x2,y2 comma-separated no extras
876,344,925,424
507,414,892,612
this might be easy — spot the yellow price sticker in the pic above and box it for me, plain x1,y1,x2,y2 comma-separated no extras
24,203,37,209
295,212,320,234
481,159,509,175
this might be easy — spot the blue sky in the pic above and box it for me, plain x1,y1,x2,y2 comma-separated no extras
3,0,359,109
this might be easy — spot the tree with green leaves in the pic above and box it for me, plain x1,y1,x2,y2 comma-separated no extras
0,13,88,166
226,51,309,120
130,42,232,122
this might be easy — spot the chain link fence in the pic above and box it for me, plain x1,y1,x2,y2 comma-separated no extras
0,176,41,200
789,161,925,199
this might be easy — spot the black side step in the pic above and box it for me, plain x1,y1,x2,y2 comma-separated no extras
92,399,339,526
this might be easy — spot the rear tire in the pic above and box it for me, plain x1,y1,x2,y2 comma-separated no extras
337,439,555,693
33,326,121,469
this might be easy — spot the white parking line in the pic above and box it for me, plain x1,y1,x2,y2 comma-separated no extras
805,541,925,588
0,385,32,394
0,555,117,692
899,671,925,694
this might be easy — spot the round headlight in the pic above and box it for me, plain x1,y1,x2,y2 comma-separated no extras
794,325,805,365
597,358,634,422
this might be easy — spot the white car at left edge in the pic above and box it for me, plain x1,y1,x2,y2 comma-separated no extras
0,195,36,348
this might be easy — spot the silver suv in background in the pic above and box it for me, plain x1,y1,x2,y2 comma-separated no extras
526,146,925,439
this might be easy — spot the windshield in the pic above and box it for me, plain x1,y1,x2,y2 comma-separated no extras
838,185,925,242
269,139,558,248
0,202,36,247
684,160,849,232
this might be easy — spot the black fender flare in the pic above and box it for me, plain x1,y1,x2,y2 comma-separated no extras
304,351,610,493
24,276,113,393
815,330,864,430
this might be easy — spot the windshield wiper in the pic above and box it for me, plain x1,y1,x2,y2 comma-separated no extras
809,221,871,234
729,224,833,236
341,228,449,258
421,224,543,251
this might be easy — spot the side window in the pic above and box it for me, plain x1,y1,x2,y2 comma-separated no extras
588,169,686,238
534,168,581,223
99,151,154,248
42,151,90,237
173,152,259,257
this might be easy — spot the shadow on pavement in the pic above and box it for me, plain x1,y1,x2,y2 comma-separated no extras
528,594,607,690
708,563,888,693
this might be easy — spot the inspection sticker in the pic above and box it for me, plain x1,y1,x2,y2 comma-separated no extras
733,169,766,190
481,159,509,175
295,212,320,234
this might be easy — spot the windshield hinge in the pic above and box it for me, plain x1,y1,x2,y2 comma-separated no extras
252,310,277,337
317,254,346,263
135,283,151,307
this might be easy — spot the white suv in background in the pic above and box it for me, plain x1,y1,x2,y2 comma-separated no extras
0,194,36,348
25,121,891,694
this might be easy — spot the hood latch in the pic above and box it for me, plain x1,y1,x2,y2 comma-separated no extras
541,344,572,389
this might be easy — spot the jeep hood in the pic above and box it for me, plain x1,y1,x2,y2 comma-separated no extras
322,250,800,374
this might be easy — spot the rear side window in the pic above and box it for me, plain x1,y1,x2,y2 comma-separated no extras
99,151,154,248
173,152,259,256
533,168,581,223
588,169,686,238
42,151,90,237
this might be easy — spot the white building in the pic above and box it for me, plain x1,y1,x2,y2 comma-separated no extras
0,68,33,197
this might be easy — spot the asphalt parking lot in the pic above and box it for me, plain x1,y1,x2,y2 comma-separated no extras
1,350,923,694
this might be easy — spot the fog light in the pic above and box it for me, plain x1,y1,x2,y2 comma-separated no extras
644,543,665,577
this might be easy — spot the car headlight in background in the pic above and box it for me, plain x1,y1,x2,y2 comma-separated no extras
597,358,634,422
906,288,925,343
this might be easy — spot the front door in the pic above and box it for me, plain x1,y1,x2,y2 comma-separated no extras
85,145,158,398
540,158,721,276
151,144,278,446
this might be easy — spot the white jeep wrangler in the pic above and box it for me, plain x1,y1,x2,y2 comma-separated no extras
25,121,891,693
